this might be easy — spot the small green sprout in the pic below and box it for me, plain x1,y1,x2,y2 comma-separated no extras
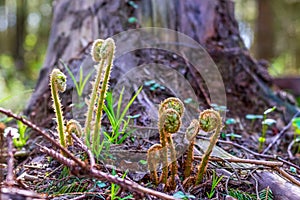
259,106,276,151
210,103,228,112
173,191,196,199
103,86,142,144
225,118,236,125
60,60,94,99
144,80,165,91
207,170,224,199
292,117,300,140
13,120,29,148
128,17,137,24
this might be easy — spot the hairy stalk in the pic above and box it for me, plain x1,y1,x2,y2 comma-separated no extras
196,109,222,184
84,39,104,146
158,97,184,189
66,119,83,146
84,38,115,155
92,38,115,154
183,119,200,179
147,144,162,185
50,69,67,155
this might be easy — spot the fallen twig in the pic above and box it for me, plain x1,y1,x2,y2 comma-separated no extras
198,136,300,171
274,167,300,187
194,156,283,168
6,130,15,187
0,107,85,168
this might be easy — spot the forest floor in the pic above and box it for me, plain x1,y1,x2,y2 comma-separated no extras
1,85,300,200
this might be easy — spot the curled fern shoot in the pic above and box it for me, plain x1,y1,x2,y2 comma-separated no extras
66,119,83,146
196,109,222,184
84,39,104,145
147,144,162,185
158,97,184,189
84,38,116,155
93,38,115,154
50,69,67,154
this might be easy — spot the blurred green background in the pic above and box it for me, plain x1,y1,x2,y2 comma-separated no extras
0,0,299,111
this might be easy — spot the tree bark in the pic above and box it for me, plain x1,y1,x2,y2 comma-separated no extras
26,0,298,126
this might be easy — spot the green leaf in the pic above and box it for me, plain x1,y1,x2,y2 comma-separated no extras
144,80,156,86
139,160,147,165
127,114,141,119
258,137,266,143
128,17,137,23
225,118,236,125
226,133,242,138
246,114,263,120
264,106,276,115
173,191,195,199
184,98,193,104
292,117,300,129
96,181,106,188
262,118,276,126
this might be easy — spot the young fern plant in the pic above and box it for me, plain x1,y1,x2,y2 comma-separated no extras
66,119,83,146
147,143,162,185
147,97,184,189
50,69,67,155
196,109,222,184
84,38,116,156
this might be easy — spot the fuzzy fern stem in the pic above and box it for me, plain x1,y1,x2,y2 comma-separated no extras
196,109,222,184
92,38,115,154
84,39,104,146
183,119,200,179
158,97,184,189
50,69,67,155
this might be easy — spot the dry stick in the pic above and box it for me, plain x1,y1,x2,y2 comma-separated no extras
198,136,300,171
0,108,177,200
263,110,300,154
274,167,300,187
6,131,14,187
37,144,76,167
0,107,86,168
194,156,283,168
89,168,178,200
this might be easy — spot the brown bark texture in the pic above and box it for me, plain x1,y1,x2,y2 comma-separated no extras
26,0,298,127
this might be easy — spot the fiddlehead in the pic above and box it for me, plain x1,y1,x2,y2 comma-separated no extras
196,109,222,184
66,119,83,146
50,69,67,154
92,38,115,155
85,39,105,145
84,38,116,155
158,97,184,189
147,143,162,185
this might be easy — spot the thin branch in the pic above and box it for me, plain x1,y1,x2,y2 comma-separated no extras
6,130,14,187
194,156,283,168
0,107,86,168
274,167,300,187
198,136,300,171
36,144,76,167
